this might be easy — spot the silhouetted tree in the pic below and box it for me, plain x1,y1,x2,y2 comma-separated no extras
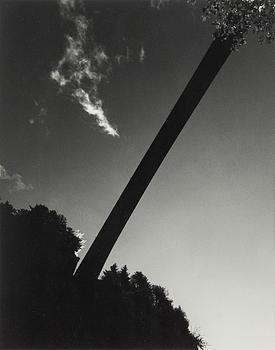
0,202,82,348
78,264,204,349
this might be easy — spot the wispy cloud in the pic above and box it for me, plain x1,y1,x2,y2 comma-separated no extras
150,0,171,10
29,101,50,136
73,88,118,136
115,46,131,65
51,0,119,137
0,164,33,193
29,101,47,124
139,46,145,63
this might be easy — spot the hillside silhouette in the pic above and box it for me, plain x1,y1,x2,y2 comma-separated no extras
0,202,205,349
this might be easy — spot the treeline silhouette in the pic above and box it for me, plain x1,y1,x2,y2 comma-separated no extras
0,202,205,349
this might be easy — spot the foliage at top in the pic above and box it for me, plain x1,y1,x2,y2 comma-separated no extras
201,0,275,48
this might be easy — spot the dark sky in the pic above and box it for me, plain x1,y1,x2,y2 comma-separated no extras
0,1,274,349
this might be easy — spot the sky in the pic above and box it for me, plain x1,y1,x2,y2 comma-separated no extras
0,1,274,349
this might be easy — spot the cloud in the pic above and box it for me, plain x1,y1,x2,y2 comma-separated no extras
73,88,118,136
30,101,47,124
58,0,78,19
139,46,145,63
29,101,50,136
51,0,118,137
115,46,131,65
51,1,152,136
0,164,34,193
150,0,171,9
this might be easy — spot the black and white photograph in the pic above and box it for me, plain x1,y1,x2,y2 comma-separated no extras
0,1,274,349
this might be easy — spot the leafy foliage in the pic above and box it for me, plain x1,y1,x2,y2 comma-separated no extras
201,0,275,48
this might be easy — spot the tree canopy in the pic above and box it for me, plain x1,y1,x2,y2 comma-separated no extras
0,202,83,347
88,264,206,349
202,0,275,47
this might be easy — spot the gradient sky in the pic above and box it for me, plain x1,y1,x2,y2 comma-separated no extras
0,1,274,350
